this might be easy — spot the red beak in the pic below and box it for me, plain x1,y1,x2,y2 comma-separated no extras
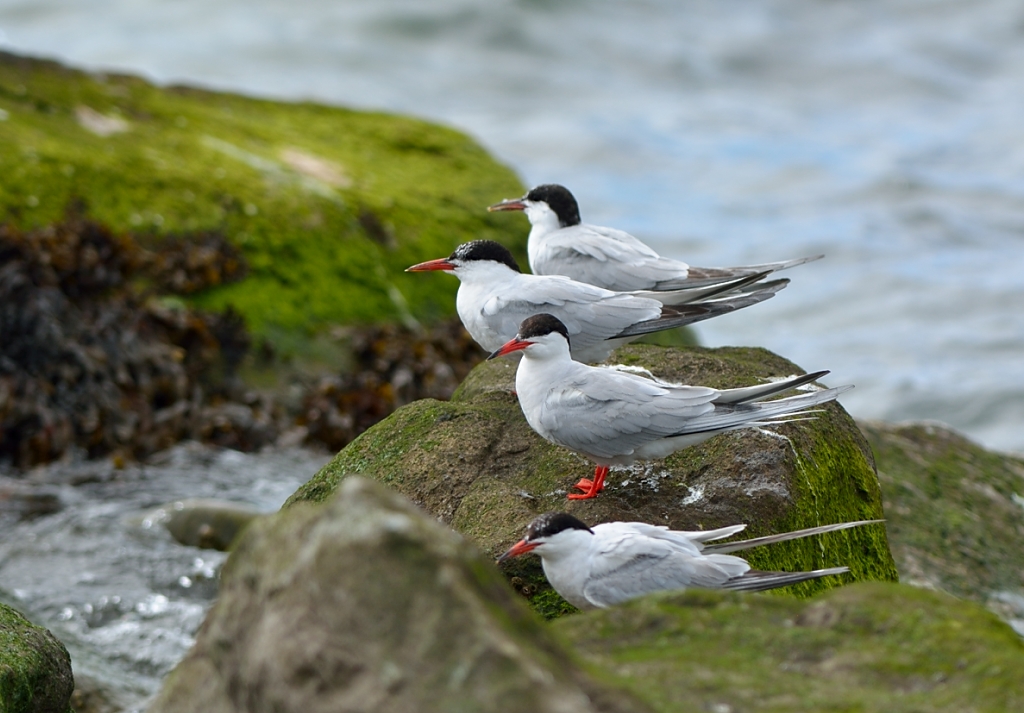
406,258,455,272
496,538,538,563
487,198,527,212
487,337,532,360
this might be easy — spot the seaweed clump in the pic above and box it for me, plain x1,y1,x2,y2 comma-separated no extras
0,213,486,469
0,213,256,466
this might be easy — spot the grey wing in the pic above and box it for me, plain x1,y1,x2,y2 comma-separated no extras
582,534,749,607
536,224,695,292
483,277,661,343
535,369,720,460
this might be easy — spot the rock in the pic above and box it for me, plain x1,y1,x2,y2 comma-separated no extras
860,420,1024,628
143,498,265,551
147,477,650,713
0,602,75,713
68,674,124,713
552,582,1024,712
288,344,898,617
1,50,524,467
0,51,525,337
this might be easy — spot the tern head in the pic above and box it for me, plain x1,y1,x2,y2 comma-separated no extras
497,512,594,563
486,313,571,360
406,240,521,276
488,184,581,230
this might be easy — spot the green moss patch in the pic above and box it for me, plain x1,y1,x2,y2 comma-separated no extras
861,421,1024,603
0,51,525,344
552,582,1024,712
0,603,74,713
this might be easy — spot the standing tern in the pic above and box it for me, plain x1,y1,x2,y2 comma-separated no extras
488,314,851,499
407,240,787,363
497,512,882,609
488,184,822,293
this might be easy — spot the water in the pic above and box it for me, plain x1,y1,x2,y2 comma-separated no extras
0,444,330,710
2,0,1022,453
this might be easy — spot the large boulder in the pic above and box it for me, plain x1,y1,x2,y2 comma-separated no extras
0,51,525,338
861,420,1024,628
148,477,649,713
288,344,899,616
553,583,1024,712
0,602,74,713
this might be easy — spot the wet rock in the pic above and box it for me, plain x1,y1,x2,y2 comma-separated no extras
860,420,1024,624
554,582,1024,712
288,343,898,617
148,477,650,713
0,602,75,713
144,498,265,551
0,215,272,468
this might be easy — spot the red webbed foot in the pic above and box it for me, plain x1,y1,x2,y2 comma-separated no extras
566,466,608,500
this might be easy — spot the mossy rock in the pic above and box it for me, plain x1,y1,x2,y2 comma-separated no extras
861,421,1024,604
552,582,1024,712
0,602,74,713
288,344,898,617
0,51,525,344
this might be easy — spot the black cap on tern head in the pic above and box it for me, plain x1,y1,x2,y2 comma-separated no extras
525,184,581,228
517,314,571,346
525,512,594,541
449,240,521,272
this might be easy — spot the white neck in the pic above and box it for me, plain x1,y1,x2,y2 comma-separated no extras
453,260,521,351
525,202,563,271
536,529,598,610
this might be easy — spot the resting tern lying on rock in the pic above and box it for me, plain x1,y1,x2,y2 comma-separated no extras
488,184,822,293
488,314,851,499
407,240,785,363
498,512,882,609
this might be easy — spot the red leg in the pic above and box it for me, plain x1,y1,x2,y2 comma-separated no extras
568,465,608,500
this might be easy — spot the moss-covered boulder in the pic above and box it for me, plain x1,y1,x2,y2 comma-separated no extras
553,582,1024,712
148,477,649,713
288,344,898,616
0,602,74,713
0,51,525,341
862,421,1024,612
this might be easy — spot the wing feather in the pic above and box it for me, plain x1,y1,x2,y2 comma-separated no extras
582,532,750,607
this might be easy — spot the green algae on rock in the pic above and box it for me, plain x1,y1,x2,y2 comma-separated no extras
0,602,75,713
149,478,650,713
552,582,1024,713
861,420,1024,609
0,51,525,340
287,344,898,617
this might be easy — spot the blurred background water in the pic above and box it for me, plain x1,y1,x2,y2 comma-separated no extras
2,0,1023,453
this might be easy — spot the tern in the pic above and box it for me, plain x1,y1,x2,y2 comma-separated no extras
488,184,822,293
488,314,851,499
497,512,881,609
407,240,786,363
